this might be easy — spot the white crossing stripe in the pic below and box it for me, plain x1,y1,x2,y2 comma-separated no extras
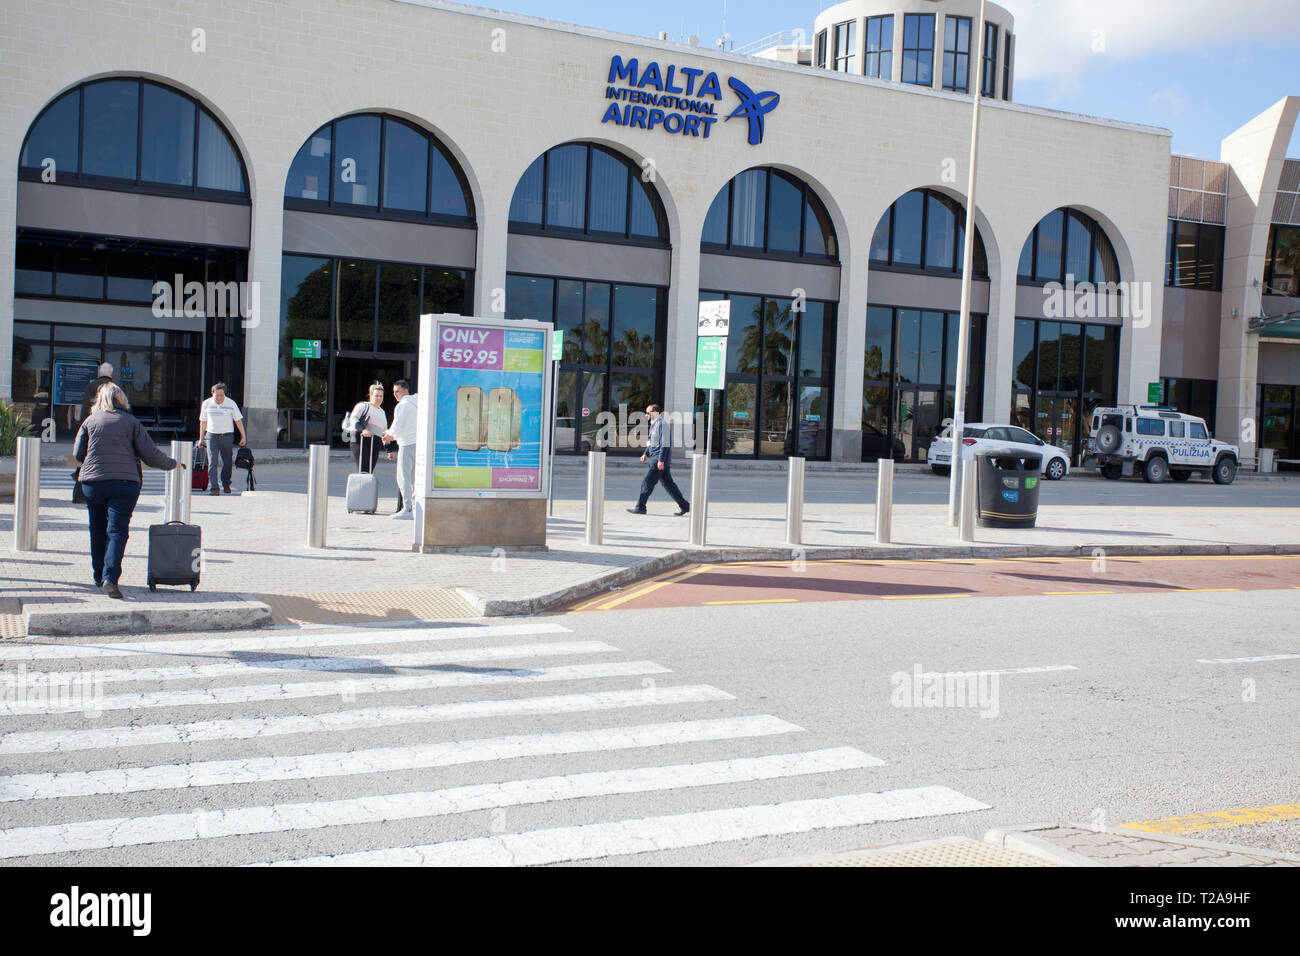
0,685,734,755
919,665,1078,677
0,621,570,661
0,715,802,802
42,468,166,491
0,661,670,716
0,748,881,859
258,786,990,866
8,640,619,691
1195,653,1300,664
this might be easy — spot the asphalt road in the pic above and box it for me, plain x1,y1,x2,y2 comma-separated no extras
2,572,1296,866
233,463,1300,508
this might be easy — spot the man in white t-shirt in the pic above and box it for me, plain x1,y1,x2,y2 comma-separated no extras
198,382,247,496
382,379,419,519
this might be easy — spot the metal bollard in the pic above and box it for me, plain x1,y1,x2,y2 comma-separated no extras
13,436,41,552
306,444,329,549
584,451,605,545
960,460,977,542
875,458,894,545
786,456,805,545
166,440,194,523
689,454,707,546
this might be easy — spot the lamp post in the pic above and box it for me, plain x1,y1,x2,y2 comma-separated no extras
943,0,987,527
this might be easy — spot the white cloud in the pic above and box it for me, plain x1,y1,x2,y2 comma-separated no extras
1147,86,1187,118
999,0,1300,95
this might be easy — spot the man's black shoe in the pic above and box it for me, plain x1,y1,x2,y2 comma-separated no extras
626,508,646,515
675,506,689,516
104,582,124,600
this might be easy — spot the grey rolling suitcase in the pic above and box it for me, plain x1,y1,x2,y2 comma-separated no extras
347,434,379,514
148,520,201,591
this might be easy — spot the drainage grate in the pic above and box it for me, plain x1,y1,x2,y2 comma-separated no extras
257,589,477,627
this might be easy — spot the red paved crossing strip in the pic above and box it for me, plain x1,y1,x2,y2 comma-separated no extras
562,555,1300,614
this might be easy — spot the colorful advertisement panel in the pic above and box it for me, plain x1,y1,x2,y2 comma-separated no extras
432,321,547,491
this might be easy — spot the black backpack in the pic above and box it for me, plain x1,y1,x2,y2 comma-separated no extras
234,446,255,490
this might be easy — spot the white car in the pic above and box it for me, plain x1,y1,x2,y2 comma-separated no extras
928,423,1072,480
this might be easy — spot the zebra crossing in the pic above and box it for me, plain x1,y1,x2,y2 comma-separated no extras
0,620,991,865
41,468,168,495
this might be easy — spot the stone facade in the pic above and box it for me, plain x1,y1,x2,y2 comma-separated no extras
1,0,1173,457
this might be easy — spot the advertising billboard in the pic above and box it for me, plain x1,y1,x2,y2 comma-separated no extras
420,315,553,498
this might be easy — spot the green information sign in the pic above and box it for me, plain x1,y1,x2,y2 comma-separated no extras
1147,382,1163,403
695,337,726,390
293,338,322,359
552,329,564,360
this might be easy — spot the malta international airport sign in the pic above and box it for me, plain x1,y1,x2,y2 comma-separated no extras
601,55,779,145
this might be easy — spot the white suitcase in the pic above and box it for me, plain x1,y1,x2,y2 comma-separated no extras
347,435,380,514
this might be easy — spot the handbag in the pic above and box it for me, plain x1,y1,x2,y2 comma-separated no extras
72,468,86,504
342,405,370,443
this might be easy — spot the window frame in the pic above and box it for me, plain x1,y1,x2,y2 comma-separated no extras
285,113,475,227
507,142,669,246
1002,33,1014,100
701,290,838,460
700,168,838,263
901,13,935,86
942,16,971,93
832,19,857,73
981,22,999,97
864,15,893,79
18,78,249,203
1166,219,1224,291
1018,208,1121,286
1263,223,1300,296
869,188,989,278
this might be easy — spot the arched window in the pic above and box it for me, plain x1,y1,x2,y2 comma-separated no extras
284,114,473,222
509,143,667,243
1018,208,1119,284
702,168,837,260
19,78,247,195
869,189,987,276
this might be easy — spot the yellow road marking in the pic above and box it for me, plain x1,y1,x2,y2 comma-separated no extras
1042,590,1114,595
567,565,689,612
582,564,713,612
703,598,799,605
880,593,971,600
713,554,1300,570
1119,803,1300,835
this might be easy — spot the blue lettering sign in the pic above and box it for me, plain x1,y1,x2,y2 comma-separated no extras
725,77,780,146
602,55,776,145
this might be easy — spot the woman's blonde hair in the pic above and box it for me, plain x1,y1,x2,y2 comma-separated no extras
91,382,130,414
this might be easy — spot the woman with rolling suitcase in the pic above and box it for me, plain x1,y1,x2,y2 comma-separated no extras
343,382,389,474
72,383,183,599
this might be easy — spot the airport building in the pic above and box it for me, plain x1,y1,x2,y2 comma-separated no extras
2,0,1297,465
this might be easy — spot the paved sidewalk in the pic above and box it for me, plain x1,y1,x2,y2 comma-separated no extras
753,825,1300,866
2,475,1298,635
985,824,1300,867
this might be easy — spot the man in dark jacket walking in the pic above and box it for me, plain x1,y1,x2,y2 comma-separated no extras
628,403,689,516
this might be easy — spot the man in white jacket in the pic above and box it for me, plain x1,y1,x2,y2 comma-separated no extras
382,379,419,519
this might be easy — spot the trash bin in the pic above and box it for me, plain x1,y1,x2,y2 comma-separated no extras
975,449,1042,528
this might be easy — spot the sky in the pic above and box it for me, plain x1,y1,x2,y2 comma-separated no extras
445,0,1300,159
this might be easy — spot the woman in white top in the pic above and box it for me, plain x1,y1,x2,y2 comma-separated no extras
347,382,390,474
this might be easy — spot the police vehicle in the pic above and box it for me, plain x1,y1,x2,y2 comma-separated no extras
1084,405,1238,484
